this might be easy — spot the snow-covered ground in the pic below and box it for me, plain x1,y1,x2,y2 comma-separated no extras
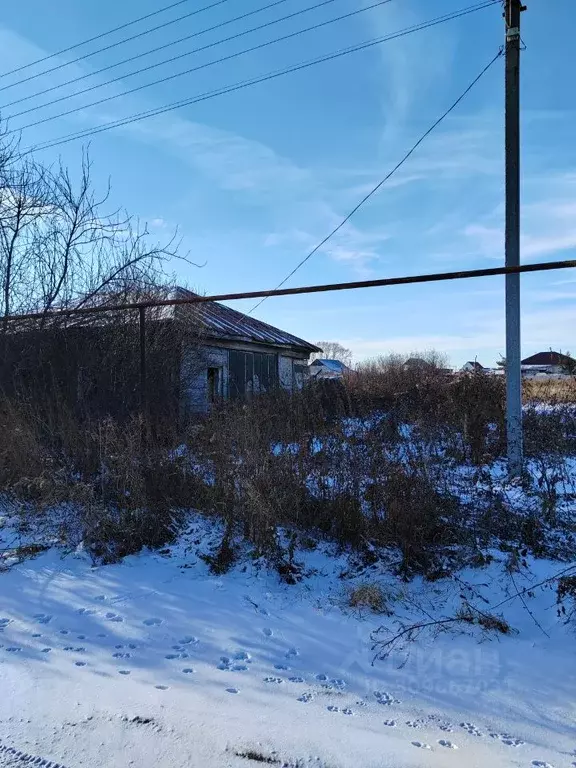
0,518,575,768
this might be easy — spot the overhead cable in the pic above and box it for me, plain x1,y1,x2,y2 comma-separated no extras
23,1,500,152
249,47,504,313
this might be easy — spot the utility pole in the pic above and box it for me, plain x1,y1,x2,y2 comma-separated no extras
504,0,526,477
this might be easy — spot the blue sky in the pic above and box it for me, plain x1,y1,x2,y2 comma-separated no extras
0,0,574,366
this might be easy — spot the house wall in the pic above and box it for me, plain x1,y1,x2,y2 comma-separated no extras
181,345,228,415
181,342,311,414
278,355,294,390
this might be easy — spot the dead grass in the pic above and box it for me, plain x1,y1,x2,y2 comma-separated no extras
348,583,391,614
524,378,576,404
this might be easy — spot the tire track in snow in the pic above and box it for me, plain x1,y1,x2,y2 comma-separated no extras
0,742,68,767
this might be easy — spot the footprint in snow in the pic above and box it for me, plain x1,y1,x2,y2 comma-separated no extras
6,647,21,652
143,618,162,627
316,674,328,682
41,648,51,653
412,741,431,750
33,614,52,624
75,661,87,667
118,670,131,675
460,722,483,737
59,630,69,635
155,685,168,690
263,676,283,684
438,740,458,749
31,633,42,638
234,651,251,662
374,691,400,706
77,608,96,616
327,706,340,712
531,762,553,768
226,687,239,694
274,664,289,671
285,648,299,658
97,633,107,638
298,692,314,703
262,628,273,637
406,721,423,729
0,618,11,630
489,731,524,747
179,636,198,645
288,676,304,683
77,635,86,640
383,719,397,727
113,652,131,659
94,595,107,601
182,668,195,674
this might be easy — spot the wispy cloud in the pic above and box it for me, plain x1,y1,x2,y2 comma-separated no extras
361,0,457,150
461,172,576,261
342,303,576,363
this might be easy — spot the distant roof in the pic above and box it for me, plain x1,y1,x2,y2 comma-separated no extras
463,361,485,370
405,357,432,367
521,351,572,366
171,288,320,354
310,359,349,372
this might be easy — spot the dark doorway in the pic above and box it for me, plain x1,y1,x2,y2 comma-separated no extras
207,367,221,403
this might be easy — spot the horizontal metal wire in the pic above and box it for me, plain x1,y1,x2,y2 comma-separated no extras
4,259,576,323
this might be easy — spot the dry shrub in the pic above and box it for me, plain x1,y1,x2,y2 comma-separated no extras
557,574,576,623
376,464,463,578
456,606,514,635
348,583,391,614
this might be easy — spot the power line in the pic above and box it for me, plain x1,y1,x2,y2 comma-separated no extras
248,47,504,313
0,0,235,94
0,0,197,80
8,0,393,133
23,1,500,153
5,260,576,323
2,0,297,111
6,0,350,121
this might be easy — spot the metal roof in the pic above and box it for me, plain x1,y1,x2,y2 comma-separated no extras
171,288,320,353
521,351,571,366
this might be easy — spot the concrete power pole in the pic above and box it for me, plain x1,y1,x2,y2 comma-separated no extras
504,0,526,477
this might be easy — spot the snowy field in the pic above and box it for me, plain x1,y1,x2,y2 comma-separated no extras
0,518,575,768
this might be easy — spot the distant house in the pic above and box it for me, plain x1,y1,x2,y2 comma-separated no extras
521,351,572,378
404,358,453,376
404,357,430,370
461,361,485,373
308,359,351,380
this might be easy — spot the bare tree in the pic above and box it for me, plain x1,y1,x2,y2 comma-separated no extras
0,128,206,425
311,341,353,368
